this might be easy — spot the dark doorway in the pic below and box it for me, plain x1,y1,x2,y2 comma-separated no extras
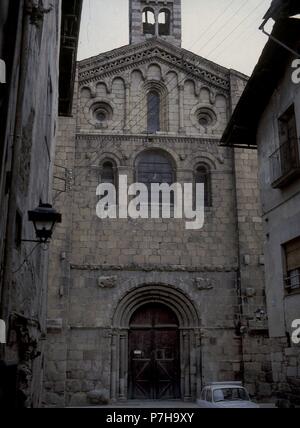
128,303,180,400
0,362,19,408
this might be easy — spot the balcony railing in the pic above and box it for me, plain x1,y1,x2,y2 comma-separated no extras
284,270,300,292
270,139,300,188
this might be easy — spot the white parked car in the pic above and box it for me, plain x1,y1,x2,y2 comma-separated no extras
197,382,260,408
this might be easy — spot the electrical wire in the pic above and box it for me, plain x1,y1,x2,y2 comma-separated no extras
76,0,247,147
119,0,265,138
73,0,265,180
12,243,40,274
210,4,268,63
205,1,266,59
115,0,250,134
192,0,250,54
183,0,238,52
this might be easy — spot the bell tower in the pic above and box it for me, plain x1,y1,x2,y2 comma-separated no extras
129,0,182,47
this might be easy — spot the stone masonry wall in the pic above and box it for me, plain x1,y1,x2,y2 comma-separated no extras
230,69,271,399
44,49,269,405
0,0,62,408
257,63,300,405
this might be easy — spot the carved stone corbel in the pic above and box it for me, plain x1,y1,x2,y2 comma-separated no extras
194,277,214,291
98,276,117,288
209,91,216,105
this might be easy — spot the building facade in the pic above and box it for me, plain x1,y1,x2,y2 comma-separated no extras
0,0,82,408
44,0,271,407
222,18,300,405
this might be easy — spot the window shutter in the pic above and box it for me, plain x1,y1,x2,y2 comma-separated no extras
278,105,298,146
286,238,300,271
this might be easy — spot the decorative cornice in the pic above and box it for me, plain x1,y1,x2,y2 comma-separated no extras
78,40,230,92
70,263,238,273
75,133,222,145
79,38,229,75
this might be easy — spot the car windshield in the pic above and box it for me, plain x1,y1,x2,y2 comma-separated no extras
213,388,250,402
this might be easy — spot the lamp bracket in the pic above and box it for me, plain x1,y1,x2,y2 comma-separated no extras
260,23,300,58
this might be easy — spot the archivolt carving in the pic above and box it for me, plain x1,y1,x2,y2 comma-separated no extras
110,284,202,401
188,152,218,171
130,145,181,169
112,283,200,328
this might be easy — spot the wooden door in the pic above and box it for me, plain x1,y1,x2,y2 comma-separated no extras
129,303,180,400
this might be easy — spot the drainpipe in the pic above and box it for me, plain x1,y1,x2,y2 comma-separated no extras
0,0,30,346
231,147,246,384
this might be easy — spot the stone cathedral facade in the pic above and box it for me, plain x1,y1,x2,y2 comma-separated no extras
44,0,273,407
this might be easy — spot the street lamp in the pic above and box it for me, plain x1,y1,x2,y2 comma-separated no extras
27,203,62,244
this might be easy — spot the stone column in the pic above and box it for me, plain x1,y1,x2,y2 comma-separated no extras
118,165,134,185
195,330,203,399
124,82,131,132
110,332,117,401
119,332,127,400
178,84,185,134
154,10,159,37
117,167,133,219
183,330,191,400
176,169,191,186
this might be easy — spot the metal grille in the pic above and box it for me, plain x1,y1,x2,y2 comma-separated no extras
285,269,300,292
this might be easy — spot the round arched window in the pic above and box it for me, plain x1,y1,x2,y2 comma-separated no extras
100,160,117,188
142,8,155,35
136,150,175,207
147,91,161,134
91,102,113,127
158,9,171,36
95,111,107,123
195,108,217,129
136,150,174,187
194,163,212,207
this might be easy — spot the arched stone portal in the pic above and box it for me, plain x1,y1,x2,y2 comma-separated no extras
110,284,202,401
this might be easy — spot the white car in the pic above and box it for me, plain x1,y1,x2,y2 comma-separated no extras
197,382,260,408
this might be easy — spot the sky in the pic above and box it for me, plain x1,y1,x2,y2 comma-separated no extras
78,0,275,76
